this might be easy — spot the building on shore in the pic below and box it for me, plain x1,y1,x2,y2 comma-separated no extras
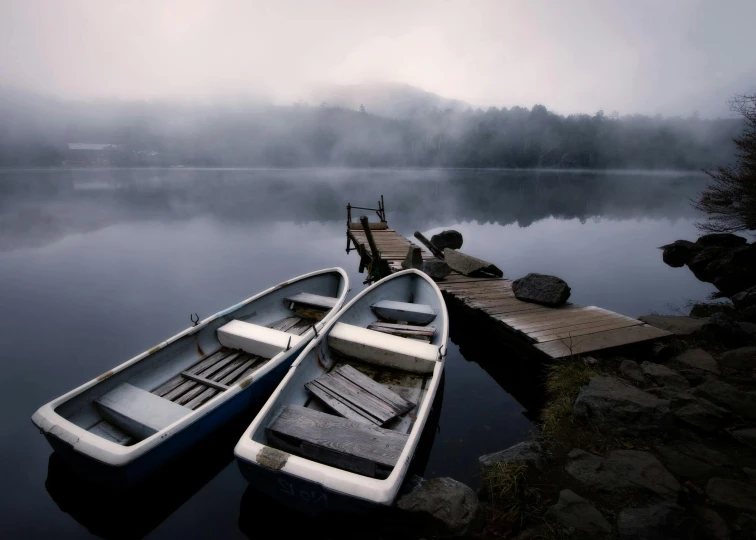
64,143,123,165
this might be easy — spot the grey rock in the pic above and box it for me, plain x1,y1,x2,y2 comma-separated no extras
654,441,728,479
565,448,680,499
692,379,756,421
661,239,702,268
706,477,756,513
640,361,690,390
442,248,503,278
697,233,748,247
573,376,672,435
479,441,545,471
430,230,463,251
669,394,732,433
396,477,481,538
620,359,645,383
719,346,756,370
707,312,753,345
733,428,756,448
675,348,720,375
421,259,451,280
733,514,756,535
401,246,424,270
690,302,736,318
740,321,756,339
732,285,756,310
512,273,571,306
693,506,730,540
691,243,756,296
651,341,676,362
544,489,611,533
616,501,686,540
638,315,708,336
583,355,599,367
744,467,756,483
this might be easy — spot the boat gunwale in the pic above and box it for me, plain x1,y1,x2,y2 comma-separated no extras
234,268,449,505
31,267,350,467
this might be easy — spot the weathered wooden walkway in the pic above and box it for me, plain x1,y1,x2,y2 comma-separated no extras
346,224,671,360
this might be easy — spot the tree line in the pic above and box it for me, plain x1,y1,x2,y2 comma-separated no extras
0,88,744,169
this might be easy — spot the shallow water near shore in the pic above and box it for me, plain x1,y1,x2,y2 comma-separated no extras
0,168,714,538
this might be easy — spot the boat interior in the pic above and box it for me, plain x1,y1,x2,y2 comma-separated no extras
253,272,446,480
51,272,345,447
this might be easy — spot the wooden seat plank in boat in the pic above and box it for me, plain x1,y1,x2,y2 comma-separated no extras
366,321,435,342
96,383,190,440
305,365,414,426
283,292,339,311
327,322,439,373
217,320,304,358
371,300,436,325
149,316,317,414
267,404,408,478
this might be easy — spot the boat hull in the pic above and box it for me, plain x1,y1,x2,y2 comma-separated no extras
44,342,301,487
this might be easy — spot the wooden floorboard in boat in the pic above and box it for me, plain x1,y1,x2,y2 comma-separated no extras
267,404,408,476
348,226,672,358
152,315,316,406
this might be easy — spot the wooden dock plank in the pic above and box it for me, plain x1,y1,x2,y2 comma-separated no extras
346,224,672,359
534,324,671,359
531,318,644,343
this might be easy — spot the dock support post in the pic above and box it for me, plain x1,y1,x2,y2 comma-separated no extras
414,231,444,259
360,215,381,261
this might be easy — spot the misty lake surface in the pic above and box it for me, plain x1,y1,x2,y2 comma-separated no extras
0,168,714,538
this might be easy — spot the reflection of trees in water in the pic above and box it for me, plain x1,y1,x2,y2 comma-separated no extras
0,169,707,252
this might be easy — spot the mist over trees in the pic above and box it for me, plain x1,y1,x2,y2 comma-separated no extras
695,94,756,232
0,87,743,169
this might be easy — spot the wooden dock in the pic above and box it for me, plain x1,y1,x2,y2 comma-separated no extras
346,223,671,360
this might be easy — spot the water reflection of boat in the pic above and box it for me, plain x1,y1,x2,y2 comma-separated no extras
32,269,348,486
45,411,254,539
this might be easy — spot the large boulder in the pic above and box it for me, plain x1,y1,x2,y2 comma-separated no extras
733,428,756,448
573,376,672,435
674,348,720,375
693,506,730,540
689,302,735,318
565,449,680,499
401,246,424,270
700,244,756,296
619,358,645,383
544,489,611,533
396,477,481,538
696,233,748,247
706,477,756,513
718,346,756,370
430,230,463,250
637,315,708,336
512,273,571,306
479,441,546,472
660,240,702,268
422,259,451,281
654,441,728,479
668,394,732,433
692,378,756,421
706,311,754,345
732,285,756,310
616,502,688,540
640,361,690,390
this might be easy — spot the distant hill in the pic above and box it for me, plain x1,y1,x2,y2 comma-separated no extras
306,82,471,118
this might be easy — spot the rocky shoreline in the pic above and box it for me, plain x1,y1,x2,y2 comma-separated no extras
370,232,756,539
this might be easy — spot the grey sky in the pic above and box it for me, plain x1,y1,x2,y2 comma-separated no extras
1,0,754,116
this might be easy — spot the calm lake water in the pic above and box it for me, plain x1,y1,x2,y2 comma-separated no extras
0,168,714,538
